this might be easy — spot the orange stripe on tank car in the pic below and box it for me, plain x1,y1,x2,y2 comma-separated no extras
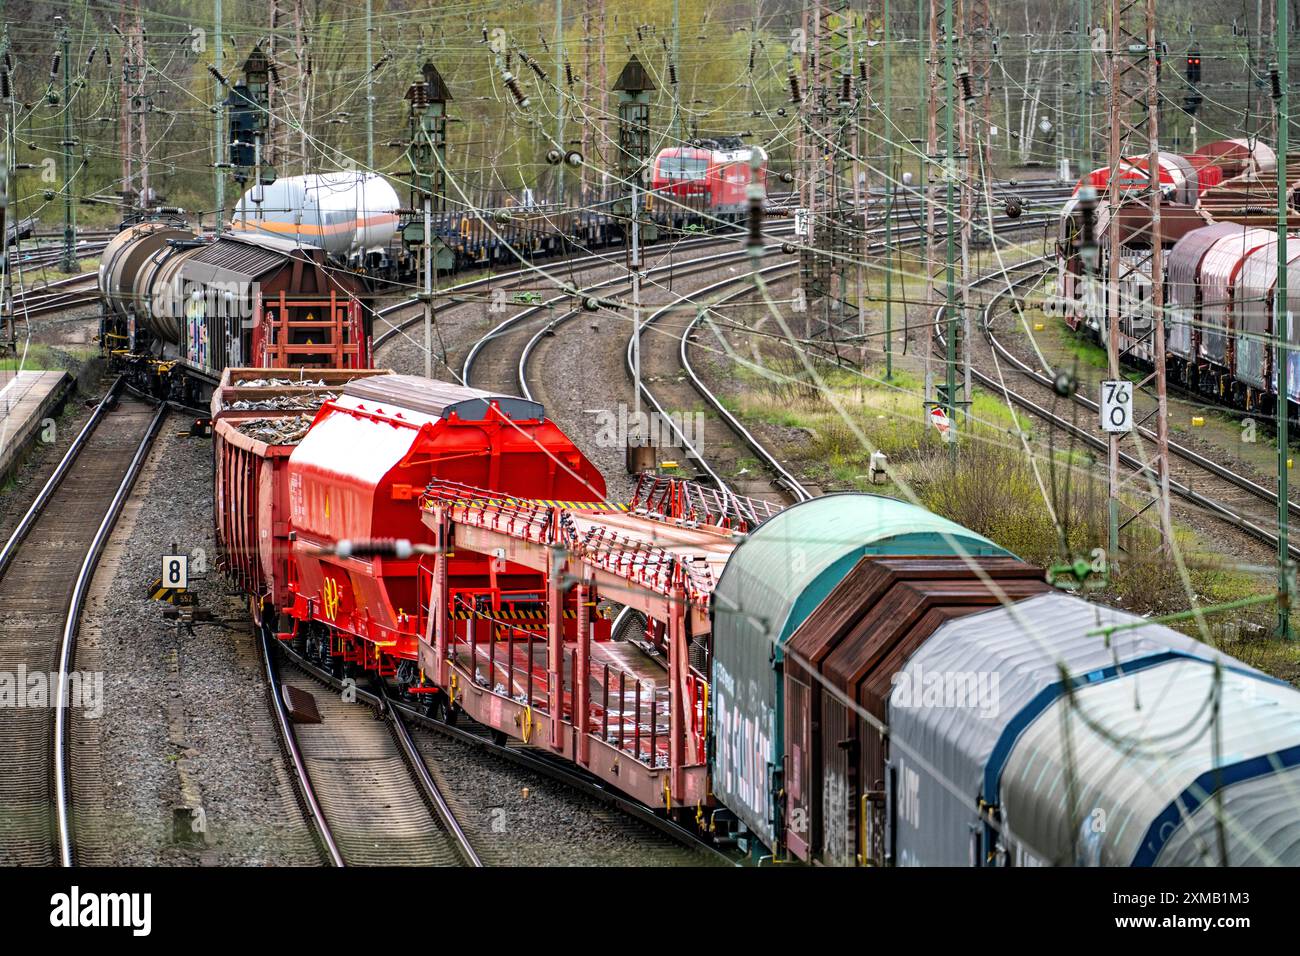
229,213,399,236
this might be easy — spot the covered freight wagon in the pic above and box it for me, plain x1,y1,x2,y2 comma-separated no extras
1165,222,1248,372
284,374,606,666
708,494,1014,856
887,591,1300,866
1197,226,1274,378
1230,237,1300,404
781,555,1048,865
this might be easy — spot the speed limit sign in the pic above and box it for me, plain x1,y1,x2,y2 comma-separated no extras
1100,379,1133,433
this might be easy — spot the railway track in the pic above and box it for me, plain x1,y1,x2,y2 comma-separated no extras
271,639,728,865
10,275,100,319
949,259,1300,561
259,629,481,867
13,241,107,273
372,180,1073,370
989,264,1300,523
0,377,164,866
626,214,1061,510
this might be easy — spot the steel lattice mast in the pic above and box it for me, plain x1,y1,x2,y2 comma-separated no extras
924,0,962,457
1104,0,1169,555
1274,0,1292,637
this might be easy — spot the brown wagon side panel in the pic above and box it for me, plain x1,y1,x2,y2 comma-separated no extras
783,555,1048,866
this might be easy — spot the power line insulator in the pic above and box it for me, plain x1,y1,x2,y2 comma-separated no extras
958,69,974,102
50,51,60,78
503,71,529,109
788,70,801,104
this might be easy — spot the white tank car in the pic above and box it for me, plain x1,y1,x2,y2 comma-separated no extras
230,171,400,260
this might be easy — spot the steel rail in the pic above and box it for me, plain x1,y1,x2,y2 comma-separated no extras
375,683,483,868
54,398,167,866
632,216,1057,505
513,241,801,400
257,626,346,867
374,183,1074,356
466,237,796,388
982,259,1300,523
0,376,125,581
947,263,1300,561
274,641,731,865
678,269,815,502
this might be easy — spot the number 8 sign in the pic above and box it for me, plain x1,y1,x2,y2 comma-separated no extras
1100,379,1133,434
163,554,188,590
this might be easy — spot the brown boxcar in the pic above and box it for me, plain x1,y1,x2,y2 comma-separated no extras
783,556,1048,865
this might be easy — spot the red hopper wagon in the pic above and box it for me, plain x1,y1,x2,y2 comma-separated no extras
213,371,606,691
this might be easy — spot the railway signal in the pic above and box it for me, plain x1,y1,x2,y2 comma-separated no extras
404,60,454,379
612,55,657,470
225,46,273,206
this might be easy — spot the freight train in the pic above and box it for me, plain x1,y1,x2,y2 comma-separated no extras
211,366,1300,866
98,151,786,398
98,218,373,404
1053,137,1300,414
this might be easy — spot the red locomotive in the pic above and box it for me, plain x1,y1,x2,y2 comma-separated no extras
648,137,768,223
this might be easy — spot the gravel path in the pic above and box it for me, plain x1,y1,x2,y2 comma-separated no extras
73,425,317,865
407,722,712,866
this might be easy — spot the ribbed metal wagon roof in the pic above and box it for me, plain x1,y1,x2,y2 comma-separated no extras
1167,222,1245,307
713,494,1013,652
180,234,297,285
1003,658,1300,866
342,374,544,422
886,590,1300,867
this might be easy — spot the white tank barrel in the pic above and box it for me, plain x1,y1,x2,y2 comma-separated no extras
230,171,400,259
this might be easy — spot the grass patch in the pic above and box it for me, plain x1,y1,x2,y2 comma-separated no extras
727,349,1299,681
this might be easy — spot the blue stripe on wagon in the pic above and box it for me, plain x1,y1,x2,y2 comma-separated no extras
980,651,1282,808
1132,744,1300,866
